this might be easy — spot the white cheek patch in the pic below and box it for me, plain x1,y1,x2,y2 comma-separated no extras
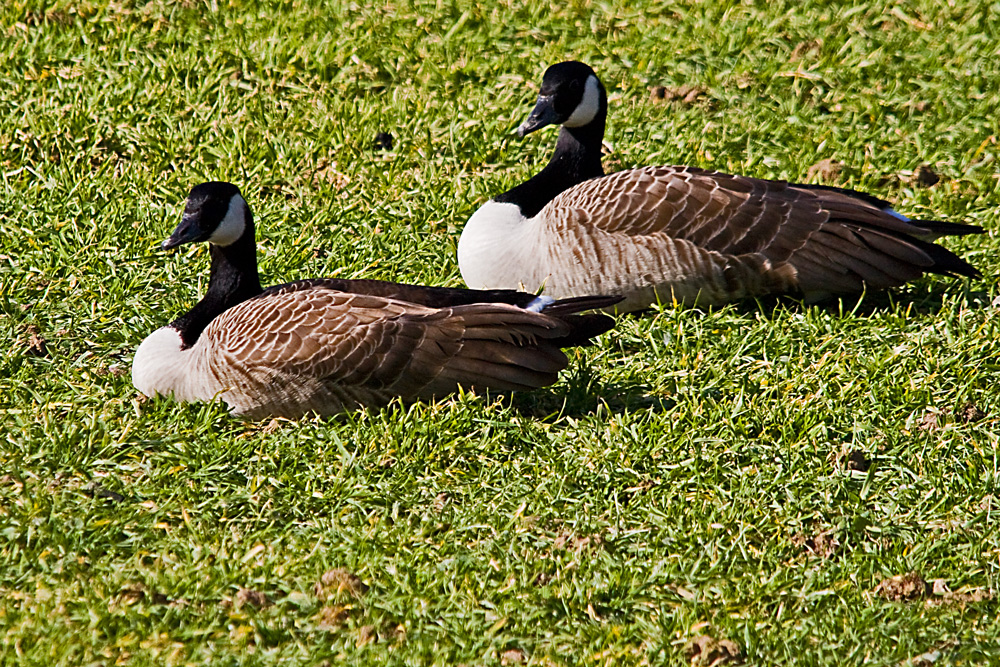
208,195,247,246
563,75,601,128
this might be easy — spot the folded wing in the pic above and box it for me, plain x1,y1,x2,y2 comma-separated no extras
200,285,613,417
543,166,981,296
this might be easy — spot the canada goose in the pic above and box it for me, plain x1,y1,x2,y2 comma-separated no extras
132,181,619,419
458,61,984,312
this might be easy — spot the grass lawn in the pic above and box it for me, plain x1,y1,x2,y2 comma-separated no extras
2,0,999,664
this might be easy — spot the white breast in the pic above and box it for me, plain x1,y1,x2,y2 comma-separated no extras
458,196,719,311
131,327,222,404
458,201,548,292
458,198,649,305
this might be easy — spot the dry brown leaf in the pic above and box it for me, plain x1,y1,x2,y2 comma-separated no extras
315,604,351,630
315,568,368,600
806,158,842,183
357,624,376,647
649,84,706,105
918,410,941,431
235,588,270,610
501,648,527,665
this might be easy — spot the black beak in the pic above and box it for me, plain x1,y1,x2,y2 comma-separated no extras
160,213,204,250
516,94,560,137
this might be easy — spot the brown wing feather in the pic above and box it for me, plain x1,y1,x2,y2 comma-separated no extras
197,284,595,418
540,165,979,299
546,166,830,255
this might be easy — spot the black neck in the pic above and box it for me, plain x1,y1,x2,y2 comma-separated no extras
496,118,606,219
170,217,263,349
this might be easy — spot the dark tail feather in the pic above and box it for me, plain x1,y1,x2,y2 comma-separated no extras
910,218,985,237
913,238,982,279
794,182,985,238
537,295,621,347
553,313,617,347
537,294,624,316
792,182,896,209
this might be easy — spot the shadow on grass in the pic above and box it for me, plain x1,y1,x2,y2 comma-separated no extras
627,283,991,324
502,283,992,420
509,359,673,420
724,284,993,319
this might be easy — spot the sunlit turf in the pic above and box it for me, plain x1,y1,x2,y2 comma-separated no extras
2,1,999,664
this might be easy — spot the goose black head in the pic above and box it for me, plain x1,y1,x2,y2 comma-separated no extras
162,181,250,250
517,61,607,137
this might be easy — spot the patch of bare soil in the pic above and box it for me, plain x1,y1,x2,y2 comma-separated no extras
917,410,942,431
912,165,939,187
83,482,127,504
372,132,393,151
552,533,604,552
685,634,742,666
22,325,48,357
954,402,986,424
918,402,986,431
790,39,823,61
791,528,840,559
829,446,871,473
874,572,929,601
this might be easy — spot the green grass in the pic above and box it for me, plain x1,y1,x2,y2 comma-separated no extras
2,0,999,664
